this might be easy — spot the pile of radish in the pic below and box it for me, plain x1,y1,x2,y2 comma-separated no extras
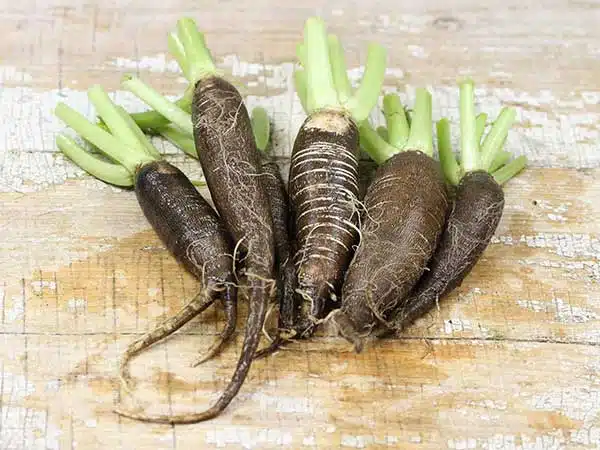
54,16,527,423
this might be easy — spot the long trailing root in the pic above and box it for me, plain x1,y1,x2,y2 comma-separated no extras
190,286,238,367
118,287,218,395
114,274,275,424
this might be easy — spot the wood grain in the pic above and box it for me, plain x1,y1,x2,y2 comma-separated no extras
1,0,599,449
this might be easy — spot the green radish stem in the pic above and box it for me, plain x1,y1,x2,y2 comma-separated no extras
293,70,309,113
159,125,198,158
126,94,193,132
119,17,217,132
358,89,433,164
480,107,516,170
176,17,218,83
475,112,488,145
55,86,159,185
383,93,409,148
489,149,511,173
298,17,386,122
492,155,527,185
251,106,271,152
123,75,193,135
459,80,479,172
168,32,189,80
56,135,132,187
376,125,388,142
327,34,352,103
437,79,526,186
436,118,461,186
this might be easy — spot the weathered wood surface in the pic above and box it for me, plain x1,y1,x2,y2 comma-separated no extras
1,1,599,449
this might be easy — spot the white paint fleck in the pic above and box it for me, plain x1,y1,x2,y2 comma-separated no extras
331,9,343,16
520,233,600,259
302,435,317,446
45,379,60,393
0,65,33,82
408,45,428,59
111,54,181,73
547,213,567,222
67,297,87,313
516,297,597,323
5,294,24,322
341,434,374,448
326,425,336,433
31,280,57,294
253,392,315,414
0,406,61,450
84,419,97,428
205,427,293,449
443,318,473,334
147,287,160,298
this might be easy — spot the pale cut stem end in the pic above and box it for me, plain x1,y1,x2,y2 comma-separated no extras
459,79,479,172
56,135,133,187
492,155,527,185
404,88,433,157
346,42,386,122
304,17,338,112
437,118,461,186
176,17,217,83
123,75,194,135
251,107,271,153
383,93,409,148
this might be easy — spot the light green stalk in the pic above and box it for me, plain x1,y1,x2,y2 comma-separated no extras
251,106,271,153
383,93,409,148
436,79,526,186
492,155,527,185
459,80,479,172
298,16,386,123
122,75,193,135
436,118,461,186
55,85,161,186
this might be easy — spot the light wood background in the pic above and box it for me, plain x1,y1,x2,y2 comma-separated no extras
1,1,599,449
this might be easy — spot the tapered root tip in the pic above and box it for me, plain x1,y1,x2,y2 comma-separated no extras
330,311,365,353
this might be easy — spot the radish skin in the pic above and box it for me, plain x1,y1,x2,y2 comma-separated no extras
392,80,527,332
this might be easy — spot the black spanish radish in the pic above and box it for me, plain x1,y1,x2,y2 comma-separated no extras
391,79,527,331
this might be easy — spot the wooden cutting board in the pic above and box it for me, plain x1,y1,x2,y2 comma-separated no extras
1,1,599,448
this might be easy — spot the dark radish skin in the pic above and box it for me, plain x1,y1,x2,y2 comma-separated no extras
331,89,449,352
390,80,527,332
392,171,503,330
250,107,298,358
53,86,237,395
289,110,361,335
118,17,276,423
124,103,296,359
333,152,448,350
288,18,386,337
124,161,236,374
